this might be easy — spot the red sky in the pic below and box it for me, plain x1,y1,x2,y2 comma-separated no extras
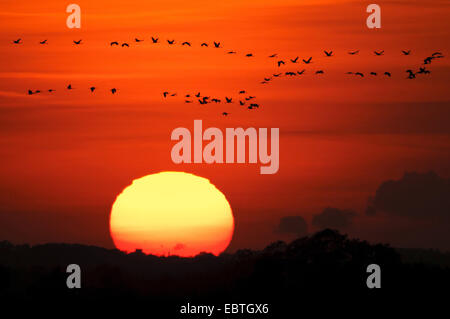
0,0,449,251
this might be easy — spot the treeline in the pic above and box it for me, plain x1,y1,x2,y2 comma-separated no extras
0,229,449,313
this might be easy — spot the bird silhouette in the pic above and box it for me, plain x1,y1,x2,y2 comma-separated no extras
122,43,129,47
213,42,221,48
225,97,233,103
13,38,22,44
406,70,416,79
432,52,443,57
402,50,411,55
222,112,229,116
250,103,259,108
285,72,296,76
171,93,177,97
302,57,312,64
182,42,191,46
273,73,282,77
418,67,430,74
277,60,285,67
245,96,255,101
39,40,48,45
239,101,245,106
246,53,253,57
198,99,207,105
185,100,193,103
355,72,364,77
195,92,201,98
324,50,333,57
167,40,175,45
370,72,377,76
264,77,271,81
48,89,55,93
227,51,237,54
297,69,305,75
374,50,384,56
384,72,391,77
27,90,33,95
348,50,359,55
163,92,169,98
110,41,119,46
73,40,82,45
151,37,159,43
269,54,278,58
111,88,117,94
239,90,246,94
201,43,208,47
290,57,299,63
135,38,144,42
67,84,73,90
90,87,96,92
424,57,433,64
315,70,324,74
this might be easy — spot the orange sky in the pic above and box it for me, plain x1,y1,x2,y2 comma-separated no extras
0,0,449,251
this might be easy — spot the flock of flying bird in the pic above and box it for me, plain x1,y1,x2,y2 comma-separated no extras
162,90,259,116
12,37,445,116
27,84,117,96
259,50,444,84
13,37,250,54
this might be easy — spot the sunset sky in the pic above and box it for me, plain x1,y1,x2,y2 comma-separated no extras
0,0,449,252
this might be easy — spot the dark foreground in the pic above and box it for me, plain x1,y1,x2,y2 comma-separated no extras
1,229,449,315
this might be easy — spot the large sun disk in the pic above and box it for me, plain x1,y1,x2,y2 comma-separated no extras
110,172,234,257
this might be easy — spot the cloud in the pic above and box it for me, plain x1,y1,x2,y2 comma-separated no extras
366,171,450,219
312,207,356,230
276,216,308,237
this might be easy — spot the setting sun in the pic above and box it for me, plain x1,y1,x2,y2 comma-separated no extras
110,171,234,257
